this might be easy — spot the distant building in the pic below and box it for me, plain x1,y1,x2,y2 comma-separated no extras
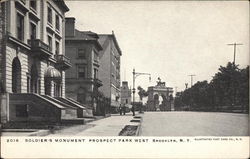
121,81,131,106
65,17,103,115
0,0,87,124
98,32,122,113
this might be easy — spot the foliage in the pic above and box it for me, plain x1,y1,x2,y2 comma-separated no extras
137,86,148,101
175,62,249,112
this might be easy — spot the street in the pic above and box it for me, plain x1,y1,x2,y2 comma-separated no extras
2,111,248,136
141,111,249,136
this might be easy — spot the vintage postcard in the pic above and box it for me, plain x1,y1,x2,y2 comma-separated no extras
0,0,249,158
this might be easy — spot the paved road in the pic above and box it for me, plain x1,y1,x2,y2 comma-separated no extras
141,111,249,136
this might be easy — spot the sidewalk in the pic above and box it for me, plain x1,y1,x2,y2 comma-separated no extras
47,112,140,136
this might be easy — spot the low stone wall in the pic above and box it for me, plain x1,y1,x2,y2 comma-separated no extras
61,109,78,119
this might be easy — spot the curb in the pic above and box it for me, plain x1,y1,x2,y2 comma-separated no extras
117,115,143,136
135,116,143,136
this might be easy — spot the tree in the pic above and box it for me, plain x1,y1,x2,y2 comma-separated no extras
238,66,249,112
211,62,241,107
137,86,148,112
137,86,148,101
174,62,249,113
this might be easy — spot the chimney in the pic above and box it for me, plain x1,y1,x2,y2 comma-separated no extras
65,17,75,37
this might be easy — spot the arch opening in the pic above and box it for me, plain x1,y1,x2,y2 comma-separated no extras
12,57,21,93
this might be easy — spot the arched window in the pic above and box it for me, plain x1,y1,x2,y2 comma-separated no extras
154,94,159,100
12,57,21,93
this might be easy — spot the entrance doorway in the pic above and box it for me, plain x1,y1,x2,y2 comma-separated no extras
44,66,62,97
77,88,86,104
31,64,40,94
54,83,61,97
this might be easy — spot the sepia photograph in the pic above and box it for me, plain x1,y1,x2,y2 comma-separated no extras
0,0,249,158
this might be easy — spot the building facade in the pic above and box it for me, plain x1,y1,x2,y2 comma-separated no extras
0,0,87,124
98,32,122,113
65,17,103,115
121,81,131,106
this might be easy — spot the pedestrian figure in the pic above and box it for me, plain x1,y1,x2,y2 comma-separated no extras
119,105,122,115
123,104,126,115
131,106,135,116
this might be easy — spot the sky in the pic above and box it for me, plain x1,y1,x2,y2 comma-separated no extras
65,1,249,101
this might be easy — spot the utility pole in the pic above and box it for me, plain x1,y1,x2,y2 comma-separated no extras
132,68,151,115
185,83,188,89
188,75,196,87
227,43,243,65
227,43,243,110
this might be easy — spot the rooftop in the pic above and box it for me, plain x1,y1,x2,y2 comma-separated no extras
66,29,102,51
98,31,122,55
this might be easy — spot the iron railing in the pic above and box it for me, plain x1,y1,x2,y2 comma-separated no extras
55,54,71,64
28,39,50,51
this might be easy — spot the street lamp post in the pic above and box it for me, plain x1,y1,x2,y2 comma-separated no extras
132,68,151,116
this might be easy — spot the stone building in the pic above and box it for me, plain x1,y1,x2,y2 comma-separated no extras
147,79,174,111
98,32,122,113
65,17,103,115
121,81,131,106
0,0,87,124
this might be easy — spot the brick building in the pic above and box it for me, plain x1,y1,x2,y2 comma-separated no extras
98,32,122,113
0,0,88,124
65,17,103,115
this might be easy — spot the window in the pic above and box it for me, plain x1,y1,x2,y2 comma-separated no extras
78,48,86,59
48,36,52,51
55,15,60,31
27,76,30,93
16,13,24,41
38,79,41,94
16,105,28,117
94,51,98,62
55,41,59,55
47,7,52,24
30,0,36,10
78,65,86,78
94,68,98,79
54,83,56,96
30,23,36,39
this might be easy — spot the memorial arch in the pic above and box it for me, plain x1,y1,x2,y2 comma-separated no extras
146,78,174,111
